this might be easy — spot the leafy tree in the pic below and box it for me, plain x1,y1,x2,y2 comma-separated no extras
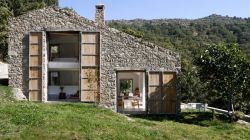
0,1,11,61
122,27,144,38
180,58,205,103
0,0,58,61
195,44,250,114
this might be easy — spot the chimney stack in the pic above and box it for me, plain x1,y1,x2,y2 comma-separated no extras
95,4,105,25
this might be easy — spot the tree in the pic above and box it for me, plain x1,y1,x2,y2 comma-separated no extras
0,1,11,61
0,0,58,61
195,44,250,115
180,58,205,103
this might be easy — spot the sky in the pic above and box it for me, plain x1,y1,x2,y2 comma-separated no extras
59,0,250,20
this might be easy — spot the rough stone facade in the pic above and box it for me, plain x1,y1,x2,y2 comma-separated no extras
8,7,181,112
95,4,105,26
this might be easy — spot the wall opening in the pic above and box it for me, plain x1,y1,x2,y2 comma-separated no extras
47,31,80,101
116,71,146,113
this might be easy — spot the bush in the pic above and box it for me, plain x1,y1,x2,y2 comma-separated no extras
233,111,245,120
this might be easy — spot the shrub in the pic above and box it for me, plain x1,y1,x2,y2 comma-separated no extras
233,111,245,120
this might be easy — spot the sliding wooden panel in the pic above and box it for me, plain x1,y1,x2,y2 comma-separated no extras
162,72,177,113
29,32,42,101
148,72,162,113
148,72,177,114
80,33,100,102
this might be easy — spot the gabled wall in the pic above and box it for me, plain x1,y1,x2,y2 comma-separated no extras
8,7,181,112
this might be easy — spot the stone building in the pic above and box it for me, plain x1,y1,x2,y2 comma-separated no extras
8,5,181,114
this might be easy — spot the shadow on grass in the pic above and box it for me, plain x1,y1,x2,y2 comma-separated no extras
130,111,232,127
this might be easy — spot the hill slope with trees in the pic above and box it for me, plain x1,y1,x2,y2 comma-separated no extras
108,15,250,114
108,15,250,58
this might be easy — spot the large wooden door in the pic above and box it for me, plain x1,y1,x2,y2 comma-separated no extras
80,33,100,102
148,72,177,113
29,32,42,101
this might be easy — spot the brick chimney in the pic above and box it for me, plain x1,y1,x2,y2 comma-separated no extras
95,4,105,25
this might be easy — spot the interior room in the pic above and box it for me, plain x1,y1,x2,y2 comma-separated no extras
47,32,80,70
47,32,80,101
47,70,80,101
117,71,146,112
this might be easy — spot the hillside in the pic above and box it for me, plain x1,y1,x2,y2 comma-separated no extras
107,15,250,59
107,15,250,109
0,85,250,139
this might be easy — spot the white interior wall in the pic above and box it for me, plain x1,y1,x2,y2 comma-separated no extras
117,72,145,109
0,62,8,79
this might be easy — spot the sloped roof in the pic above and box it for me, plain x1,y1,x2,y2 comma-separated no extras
9,6,179,58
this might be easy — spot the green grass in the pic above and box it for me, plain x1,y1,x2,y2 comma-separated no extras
0,85,250,140
0,85,14,102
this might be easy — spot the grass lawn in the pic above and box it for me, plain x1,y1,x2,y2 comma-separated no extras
0,85,250,140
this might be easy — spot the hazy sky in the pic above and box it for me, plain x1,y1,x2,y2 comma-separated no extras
59,0,250,20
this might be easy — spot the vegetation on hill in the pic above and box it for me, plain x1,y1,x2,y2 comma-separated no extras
0,0,58,61
195,44,250,114
108,15,250,114
108,15,250,56
0,86,250,140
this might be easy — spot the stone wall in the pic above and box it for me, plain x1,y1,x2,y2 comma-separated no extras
95,5,105,25
8,7,181,112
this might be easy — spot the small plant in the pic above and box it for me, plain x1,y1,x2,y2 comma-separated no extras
233,111,245,120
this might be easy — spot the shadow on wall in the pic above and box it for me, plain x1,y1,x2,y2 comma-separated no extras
0,79,8,86
22,34,29,99
147,74,177,114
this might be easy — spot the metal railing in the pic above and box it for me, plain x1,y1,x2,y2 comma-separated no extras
207,106,250,122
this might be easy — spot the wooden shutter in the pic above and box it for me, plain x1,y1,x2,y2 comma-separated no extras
80,33,100,102
148,72,162,113
148,72,177,113
162,72,177,113
29,32,42,101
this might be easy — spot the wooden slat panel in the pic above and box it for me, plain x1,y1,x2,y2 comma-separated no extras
82,44,97,54
81,56,97,66
29,32,42,101
149,73,160,86
29,45,40,55
30,33,41,44
163,80,176,113
82,34,96,43
29,91,42,101
81,68,98,78
81,79,98,90
162,87,176,98
148,72,177,114
29,79,40,90
81,90,96,102
164,99,176,113
163,72,176,86
80,32,100,102
148,101,161,113
30,56,41,67
29,67,41,78
148,87,161,100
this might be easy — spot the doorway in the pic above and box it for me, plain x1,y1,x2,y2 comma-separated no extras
116,71,146,113
47,31,80,101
